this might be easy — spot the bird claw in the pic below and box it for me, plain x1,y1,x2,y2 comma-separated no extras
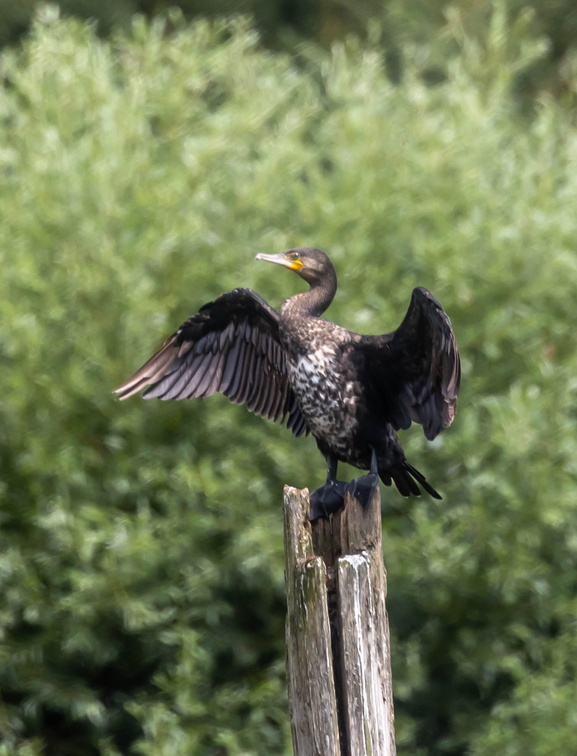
346,472,379,510
310,473,380,519
309,480,348,521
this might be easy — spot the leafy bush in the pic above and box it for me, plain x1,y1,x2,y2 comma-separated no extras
2,6,577,754
2,1,577,101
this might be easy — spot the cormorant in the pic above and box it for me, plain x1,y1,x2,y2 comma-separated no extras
115,247,460,519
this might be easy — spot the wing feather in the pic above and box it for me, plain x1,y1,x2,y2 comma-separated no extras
193,351,223,399
363,287,460,440
220,338,242,395
255,364,274,417
114,288,309,437
227,337,249,403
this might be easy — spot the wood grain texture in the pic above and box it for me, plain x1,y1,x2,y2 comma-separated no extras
337,489,395,755
283,486,341,756
284,485,396,755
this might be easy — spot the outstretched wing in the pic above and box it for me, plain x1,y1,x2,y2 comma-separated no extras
363,287,460,440
114,288,309,437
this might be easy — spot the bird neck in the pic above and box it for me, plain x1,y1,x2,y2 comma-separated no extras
282,271,337,318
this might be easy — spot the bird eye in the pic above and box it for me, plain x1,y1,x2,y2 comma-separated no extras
290,252,300,261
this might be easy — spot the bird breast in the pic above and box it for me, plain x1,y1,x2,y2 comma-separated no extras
287,344,359,451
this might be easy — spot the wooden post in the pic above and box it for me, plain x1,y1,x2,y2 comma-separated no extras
283,485,396,756
283,487,341,755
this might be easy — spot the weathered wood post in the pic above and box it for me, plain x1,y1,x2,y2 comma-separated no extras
283,485,396,756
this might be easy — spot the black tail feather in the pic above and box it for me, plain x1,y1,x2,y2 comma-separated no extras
379,460,442,500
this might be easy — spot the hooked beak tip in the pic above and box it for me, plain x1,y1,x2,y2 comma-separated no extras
255,252,296,270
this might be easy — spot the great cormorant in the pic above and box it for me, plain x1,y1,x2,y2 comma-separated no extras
115,247,460,519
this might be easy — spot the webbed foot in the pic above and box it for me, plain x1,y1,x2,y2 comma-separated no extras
309,480,348,521
346,471,379,509
346,448,380,509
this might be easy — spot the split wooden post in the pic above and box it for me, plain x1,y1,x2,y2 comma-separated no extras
283,485,396,756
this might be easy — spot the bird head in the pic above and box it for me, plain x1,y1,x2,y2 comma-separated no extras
255,247,335,287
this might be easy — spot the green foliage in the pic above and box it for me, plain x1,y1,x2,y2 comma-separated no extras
2,5,577,754
2,1,577,101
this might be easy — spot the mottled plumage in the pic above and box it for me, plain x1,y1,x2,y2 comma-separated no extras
115,247,460,516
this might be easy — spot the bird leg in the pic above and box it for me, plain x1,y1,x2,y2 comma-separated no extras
347,448,380,510
309,455,348,521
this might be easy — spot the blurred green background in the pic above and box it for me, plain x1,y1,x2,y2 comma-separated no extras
2,1,577,754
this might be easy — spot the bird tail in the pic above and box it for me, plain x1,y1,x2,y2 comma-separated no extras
378,458,442,500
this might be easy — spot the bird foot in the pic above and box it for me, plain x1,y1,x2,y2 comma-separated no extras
309,480,348,521
346,472,379,510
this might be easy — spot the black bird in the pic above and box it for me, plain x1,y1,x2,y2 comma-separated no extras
115,247,460,519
